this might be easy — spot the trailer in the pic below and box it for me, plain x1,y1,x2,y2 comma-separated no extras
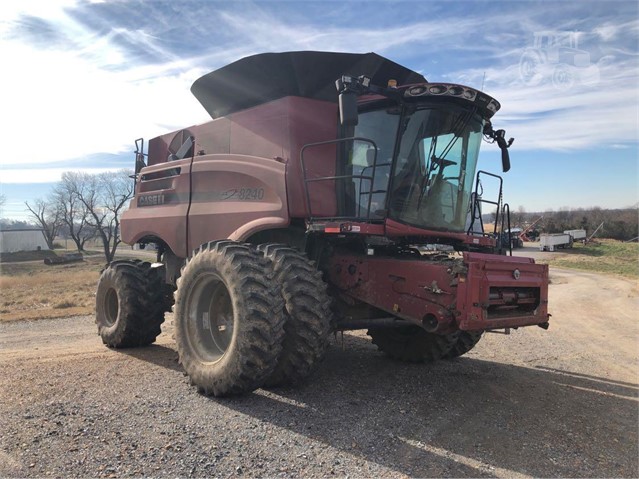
564,229,586,242
540,233,573,251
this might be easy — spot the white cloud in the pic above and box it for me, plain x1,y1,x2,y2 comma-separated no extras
0,33,210,167
0,0,637,170
594,19,639,41
0,0,77,24
2,4,496,169
216,9,494,55
445,51,639,151
1,167,123,184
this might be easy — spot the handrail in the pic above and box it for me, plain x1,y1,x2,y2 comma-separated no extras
467,170,504,238
300,137,379,220
501,202,512,255
131,137,147,185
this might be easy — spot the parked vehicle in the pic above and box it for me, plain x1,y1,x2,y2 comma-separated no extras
540,233,573,251
564,229,587,242
95,51,550,396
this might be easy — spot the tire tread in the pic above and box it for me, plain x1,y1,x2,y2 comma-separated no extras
258,243,332,387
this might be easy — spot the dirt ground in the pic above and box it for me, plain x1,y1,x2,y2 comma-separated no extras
0,265,637,478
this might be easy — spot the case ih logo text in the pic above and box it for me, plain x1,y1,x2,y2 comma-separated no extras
138,194,165,206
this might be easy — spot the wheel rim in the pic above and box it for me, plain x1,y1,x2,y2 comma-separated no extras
104,288,119,326
187,273,234,363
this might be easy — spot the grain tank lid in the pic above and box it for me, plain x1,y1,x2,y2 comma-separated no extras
190,51,426,119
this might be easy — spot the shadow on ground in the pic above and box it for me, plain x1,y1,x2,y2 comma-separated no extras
123,333,638,478
119,344,182,372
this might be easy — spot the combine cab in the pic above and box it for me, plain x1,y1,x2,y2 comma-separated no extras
96,51,550,396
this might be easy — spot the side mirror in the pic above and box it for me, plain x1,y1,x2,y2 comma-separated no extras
493,129,512,172
483,124,513,173
501,146,511,173
339,91,358,126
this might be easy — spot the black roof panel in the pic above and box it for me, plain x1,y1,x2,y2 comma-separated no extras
191,51,426,119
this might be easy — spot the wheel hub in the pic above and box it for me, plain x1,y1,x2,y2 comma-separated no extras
104,288,118,326
188,274,234,363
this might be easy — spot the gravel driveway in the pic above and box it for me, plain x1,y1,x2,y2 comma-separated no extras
1,268,637,478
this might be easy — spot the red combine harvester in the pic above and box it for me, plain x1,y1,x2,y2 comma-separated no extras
96,52,550,396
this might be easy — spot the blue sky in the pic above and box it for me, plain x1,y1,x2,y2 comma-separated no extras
1,0,637,220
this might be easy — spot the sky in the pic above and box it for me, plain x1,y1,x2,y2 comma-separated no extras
0,0,638,220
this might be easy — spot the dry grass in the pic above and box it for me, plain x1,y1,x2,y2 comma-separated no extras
0,260,104,322
0,245,156,322
0,264,100,321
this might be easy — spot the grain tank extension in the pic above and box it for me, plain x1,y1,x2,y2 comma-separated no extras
96,51,550,396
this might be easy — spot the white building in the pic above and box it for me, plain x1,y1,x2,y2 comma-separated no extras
0,229,50,253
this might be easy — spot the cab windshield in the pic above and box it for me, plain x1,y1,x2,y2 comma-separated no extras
350,104,483,232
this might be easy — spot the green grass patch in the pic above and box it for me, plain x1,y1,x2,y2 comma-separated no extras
547,240,639,278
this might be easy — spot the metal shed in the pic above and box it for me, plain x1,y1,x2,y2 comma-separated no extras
0,229,50,253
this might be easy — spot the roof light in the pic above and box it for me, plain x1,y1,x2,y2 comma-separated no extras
428,85,447,94
462,89,477,100
487,99,501,113
403,83,499,116
387,79,398,88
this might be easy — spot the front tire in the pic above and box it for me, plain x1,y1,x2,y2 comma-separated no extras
174,241,285,396
444,331,483,359
95,261,165,348
368,325,458,362
258,243,332,387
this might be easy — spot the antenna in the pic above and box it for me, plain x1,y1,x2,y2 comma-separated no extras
481,72,486,91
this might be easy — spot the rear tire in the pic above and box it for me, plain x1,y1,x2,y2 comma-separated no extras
174,241,285,396
444,331,483,359
368,325,458,362
95,260,165,348
258,243,332,387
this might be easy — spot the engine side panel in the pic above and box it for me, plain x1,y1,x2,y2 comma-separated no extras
121,158,192,257
187,154,288,253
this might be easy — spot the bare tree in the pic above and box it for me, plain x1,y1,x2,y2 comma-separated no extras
69,170,134,262
54,172,95,252
25,198,62,249
512,205,527,228
0,193,6,212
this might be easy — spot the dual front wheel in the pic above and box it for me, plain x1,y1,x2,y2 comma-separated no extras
96,242,332,397
173,241,331,396
174,241,285,396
